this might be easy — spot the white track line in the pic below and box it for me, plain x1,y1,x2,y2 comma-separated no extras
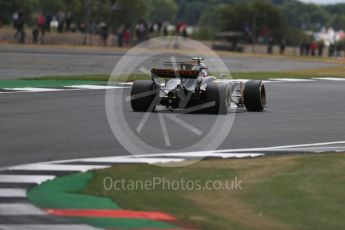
0,204,47,215
59,141,343,162
213,140,345,153
45,153,263,165
110,152,265,159
0,89,82,94
0,189,27,198
0,225,102,230
269,78,314,82
12,140,345,167
3,140,343,174
0,175,55,184
215,79,273,83
78,157,185,164
65,85,124,89
3,88,66,92
121,152,264,158
116,82,133,86
7,164,110,172
274,146,345,151
313,77,345,81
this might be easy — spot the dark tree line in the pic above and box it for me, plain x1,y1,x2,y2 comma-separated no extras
1,0,345,43
196,0,345,44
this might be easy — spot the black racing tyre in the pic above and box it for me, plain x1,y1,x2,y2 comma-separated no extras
243,80,266,112
204,82,230,114
130,80,159,112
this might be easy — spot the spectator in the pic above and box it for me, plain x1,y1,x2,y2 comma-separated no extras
12,11,19,29
12,11,19,38
243,24,251,43
79,21,86,33
45,13,52,32
300,42,305,56
310,41,317,56
0,22,5,43
100,22,108,46
32,26,39,44
145,23,153,40
261,26,269,40
279,39,286,55
267,36,273,54
16,9,25,44
157,21,162,34
181,27,188,38
37,12,45,43
135,22,146,43
149,24,154,33
305,42,310,56
335,42,342,58
65,12,72,32
329,44,335,57
318,41,324,57
117,26,124,47
57,12,64,33
175,22,182,36
0,21,3,43
123,28,131,46
163,24,168,36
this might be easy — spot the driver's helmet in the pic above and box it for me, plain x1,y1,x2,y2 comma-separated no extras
198,63,208,70
192,63,208,77
192,62,208,70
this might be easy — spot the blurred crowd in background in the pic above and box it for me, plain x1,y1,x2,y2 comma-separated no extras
10,9,189,46
9,7,190,48
299,28,345,57
1,0,345,57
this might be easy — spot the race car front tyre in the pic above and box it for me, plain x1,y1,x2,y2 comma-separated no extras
204,82,231,114
131,80,159,112
243,80,266,112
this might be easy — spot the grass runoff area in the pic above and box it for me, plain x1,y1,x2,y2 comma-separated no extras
0,79,108,88
2,66,344,88
0,66,343,88
9,65,345,83
83,153,345,230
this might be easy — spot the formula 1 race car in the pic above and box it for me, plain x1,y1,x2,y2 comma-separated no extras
130,57,266,114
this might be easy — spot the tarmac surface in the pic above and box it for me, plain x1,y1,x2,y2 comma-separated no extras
1,80,345,167
0,45,342,79
1,45,345,168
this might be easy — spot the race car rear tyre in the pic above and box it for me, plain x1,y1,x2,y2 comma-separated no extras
131,80,159,112
243,80,266,112
204,82,230,114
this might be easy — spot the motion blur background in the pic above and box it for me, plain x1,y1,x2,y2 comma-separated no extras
0,0,345,57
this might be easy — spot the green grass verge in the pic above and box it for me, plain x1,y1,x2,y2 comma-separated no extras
83,153,345,230
21,74,147,82
17,66,345,83
23,74,109,81
0,79,107,88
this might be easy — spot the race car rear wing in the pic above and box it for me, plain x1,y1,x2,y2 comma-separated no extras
151,68,200,79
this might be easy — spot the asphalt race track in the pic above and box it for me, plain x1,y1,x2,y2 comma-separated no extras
0,46,342,79
1,46,345,168
1,80,345,167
